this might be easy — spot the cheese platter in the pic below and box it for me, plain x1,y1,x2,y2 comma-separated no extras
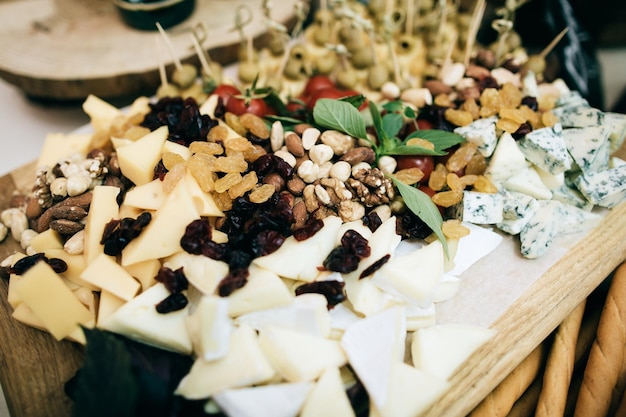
1,1,626,417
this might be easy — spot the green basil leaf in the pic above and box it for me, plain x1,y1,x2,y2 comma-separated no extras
382,113,404,140
382,101,404,113
339,94,367,109
369,100,387,141
313,98,368,140
403,106,416,119
391,177,449,258
385,145,447,156
405,129,465,151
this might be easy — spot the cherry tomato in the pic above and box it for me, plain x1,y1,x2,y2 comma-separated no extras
395,155,435,180
416,119,434,130
418,185,435,197
305,87,347,111
303,75,335,98
212,84,241,107
226,97,268,117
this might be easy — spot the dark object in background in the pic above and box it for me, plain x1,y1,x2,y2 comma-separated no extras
112,0,196,31
477,0,605,109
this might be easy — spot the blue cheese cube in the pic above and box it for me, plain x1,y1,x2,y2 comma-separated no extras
519,200,563,258
518,124,572,175
604,112,626,153
551,184,594,211
556,202,602,235
574,164,626,208
562,125,611,174
497,191,540,235
533,165,565,190
552,105,604,128
449,191,503,224
555,91,589,108
503,167,553,200
453,116,498,157
484,132,528,183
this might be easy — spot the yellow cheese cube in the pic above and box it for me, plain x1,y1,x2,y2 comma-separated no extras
163,141,191,160
29,229,63,252
13,261,94,341
117,125,168,186
111,137,133,150
81,253,141,301
123,179,167,211
82,94,123,133
122,179,200,266
184,172,224,217
83,185,121,264
44,248,95,290
36,133,93,170
97,290,126,326
124,258,161,291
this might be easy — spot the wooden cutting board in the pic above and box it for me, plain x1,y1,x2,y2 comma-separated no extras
0,0,298,100
1,148,625,417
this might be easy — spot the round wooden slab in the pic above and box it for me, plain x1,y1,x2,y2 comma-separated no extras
0,0,298,100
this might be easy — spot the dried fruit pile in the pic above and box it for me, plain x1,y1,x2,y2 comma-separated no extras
1,1,626,416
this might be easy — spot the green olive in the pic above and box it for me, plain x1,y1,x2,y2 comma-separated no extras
268,36,286,56
351,47,375,70
283,60,307,81
156,83,180,98
336,68,358,90
507,31,522,51
172,63,197,89
339,26,365,52
368,64,389,90
523,55,546,75
238,60,260,84
315,52,338,75
396,34,416,56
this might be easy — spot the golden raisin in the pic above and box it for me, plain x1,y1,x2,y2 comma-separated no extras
432,190,464,207
445,142,478,173
445,109,473,127
162,152,186,171
537,95,557,112
541,111,558,127
163,163,187,193
228,171,258,199
480,88,502,113
406,138,435,150
249,184,276,204
446,173,464,191
499,82,523,109
224,137,254,152
499,108,526,124
461,98,480,120
188,153,217,192
224,112,247,136
208,125,230,142
213,191,233,211
442,219,471,239
459,174,478,187
473,175,498,193
434,93,452,107
429,163,449,191
242,144,267,163
214,172,243,193
214,155,248,173
496,117,522,134
465,153,487,175
189,141,224,156
240,113,270,139
394,168,424,185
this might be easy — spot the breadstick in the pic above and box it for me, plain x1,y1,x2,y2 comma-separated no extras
505,375,542,417
535,300,586,417
469,343,546,417
573,262,626,417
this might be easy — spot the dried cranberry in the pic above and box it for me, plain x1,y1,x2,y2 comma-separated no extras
180,219,212,255
521,96,538,111
153,160,168,181
341,230,371,259
478,76,499,91
397,211,433,240
47,258,68,274
323,247,360,273
156,293,188,314
362,211,382,232
359,254,391,279
251,229,286,257
295,280,346,309
512,122,533,140
218,268,249,297
155,267,188,294
293,218,324,241
101,213,152,256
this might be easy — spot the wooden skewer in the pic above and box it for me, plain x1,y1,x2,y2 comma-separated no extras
464,0,486,67
539,27,569,59
155,22,182,71
155,35,168,88
189,32,212,77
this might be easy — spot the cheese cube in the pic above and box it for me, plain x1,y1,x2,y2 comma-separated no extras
518,124,572,175
13,261,94,340
453,116,498,157
83,185,120,264
81,253,141,301
228,265,294,317
36,133,92,170
484,132,528,183
562,125,611,174
575,164,626,208
29,229,63,252
116,125,168,186
503,167,553,200
519,200,562,258
450,191,504,224
300,367,355,417
552,105,604,128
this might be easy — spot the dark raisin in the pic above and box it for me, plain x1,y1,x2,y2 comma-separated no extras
323,247,360,273
202,241,229,261
295,280,346,309
9,253,47,275
341,230,371,259
218,268,249,297
101,213,152,256
47,258,68,274
153,159,168,181
180,219,212,255
156,293,188,314
359,254,391,279
512,122,533,140
362,211,382,232
521,96,538,111
478,76,499,91
396,212,433,240
155,267,189,294
251,229,286,257
293,218,324,241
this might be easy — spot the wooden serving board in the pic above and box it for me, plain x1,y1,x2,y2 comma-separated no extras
1,148,626,417
0,0,298,100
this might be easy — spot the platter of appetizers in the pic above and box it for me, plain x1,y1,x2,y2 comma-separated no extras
1,1,626,417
